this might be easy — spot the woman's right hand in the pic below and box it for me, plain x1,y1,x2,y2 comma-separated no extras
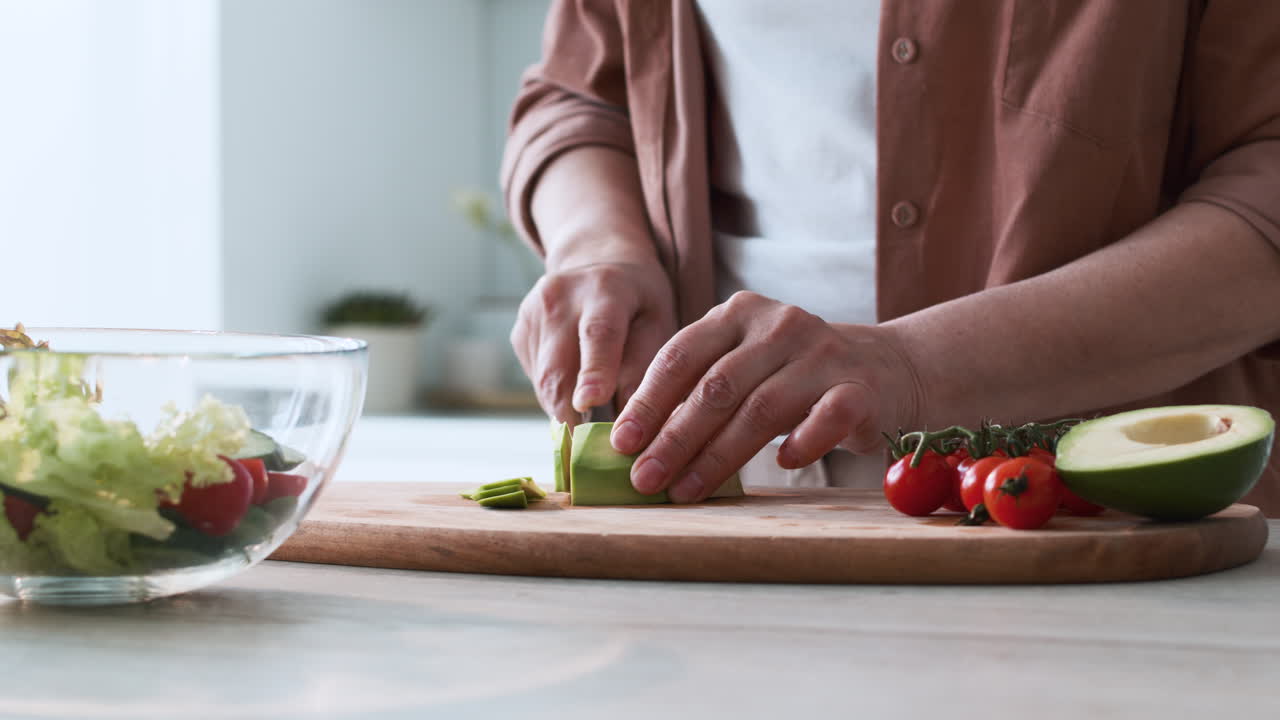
511,259,678,424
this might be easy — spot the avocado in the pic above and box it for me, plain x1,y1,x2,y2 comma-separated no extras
552,420,571,492
476,489,529,508
569,422,745,506
232,430,306,472
461,477,547,504
1055,404,1274,520
233,429,281,466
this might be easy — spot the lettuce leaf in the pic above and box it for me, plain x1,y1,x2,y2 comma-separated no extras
148,395,250,491
0,349,251,573
0,505,54,574
0,396,175,540
27,501,137,575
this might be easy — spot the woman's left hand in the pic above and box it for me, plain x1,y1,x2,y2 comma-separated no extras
608,291,922,503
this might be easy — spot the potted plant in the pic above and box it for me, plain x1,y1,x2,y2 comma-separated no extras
322,291,430,414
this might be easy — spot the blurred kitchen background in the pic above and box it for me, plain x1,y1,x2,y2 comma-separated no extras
0,0,554,418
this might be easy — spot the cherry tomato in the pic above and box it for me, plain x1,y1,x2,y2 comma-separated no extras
884,451,953,517
1026,447,1056,465
3,494,41,541
264,472,308,502
240,457,270,505
939,450,969,512
959,455,1008,511
982,457,1064,530
1060,486,1106,516
172,456,254,537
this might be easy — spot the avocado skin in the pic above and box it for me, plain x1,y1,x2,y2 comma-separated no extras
1059,428,1273,521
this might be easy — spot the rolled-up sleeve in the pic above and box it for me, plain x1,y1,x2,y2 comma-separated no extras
500,0,635,253
1177,1,1280,254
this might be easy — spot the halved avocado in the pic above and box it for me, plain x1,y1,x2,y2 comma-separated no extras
1056,405,1274,520
569,422,745,506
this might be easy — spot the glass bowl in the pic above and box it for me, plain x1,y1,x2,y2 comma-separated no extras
0,328,366,605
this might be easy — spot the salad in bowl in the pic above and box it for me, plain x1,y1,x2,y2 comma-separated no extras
0,325,366,605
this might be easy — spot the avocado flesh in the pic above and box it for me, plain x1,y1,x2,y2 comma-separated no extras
552,421,571,492
462,477,546,502
477,489,529,509
1056,405,1274,520
569,422,745,506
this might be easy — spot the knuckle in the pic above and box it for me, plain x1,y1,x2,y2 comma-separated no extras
536,368,567,400
699,445,732,474
739,392,781,433
694,371,737,411
727,290,762,309
623,393,662,427
536,277,571,317
759,306,813,345
655,426,693,457
581,318,621,344
651,343,692,378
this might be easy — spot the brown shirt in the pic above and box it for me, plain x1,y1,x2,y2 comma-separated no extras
502,0,1280,512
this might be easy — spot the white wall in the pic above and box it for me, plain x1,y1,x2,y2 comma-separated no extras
0,0,552,390
220,0,495,387
0,0,221,330
486,0,552,294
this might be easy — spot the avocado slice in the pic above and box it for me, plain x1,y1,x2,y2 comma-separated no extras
552,420,571,492
234,429,282,467
1056,404,1274,520
461,477,546,503
569,422,745,506
477,489,529,509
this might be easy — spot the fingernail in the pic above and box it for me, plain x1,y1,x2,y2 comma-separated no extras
669,472,704,504
611,420,643,454
631,457,667,494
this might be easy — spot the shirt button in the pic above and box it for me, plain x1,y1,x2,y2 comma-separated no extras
892,37,918,64
891,201,920,228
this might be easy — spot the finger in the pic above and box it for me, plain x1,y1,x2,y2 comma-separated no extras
667,368,817,503
611,312,741,456
532,317,581,425
610,312,673,433
572,298,631,412
628,344,787,496
777,381,881,468
509,303,537,382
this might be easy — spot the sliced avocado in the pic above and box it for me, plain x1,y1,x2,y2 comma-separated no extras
1056,404,1274,520
234,429,306,471
462,477,546,503
477,489,528,509
234,429,282,466
568,422,746,506
552,420,571,492
271,443,306,472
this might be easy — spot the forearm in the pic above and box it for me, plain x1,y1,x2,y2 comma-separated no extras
530,146,659,272
883,202,1280,428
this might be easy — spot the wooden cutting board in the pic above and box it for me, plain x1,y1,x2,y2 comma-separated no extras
270,482,1269,584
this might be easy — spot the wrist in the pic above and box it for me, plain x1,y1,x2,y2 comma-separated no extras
544,229,661,274
837,322,927,435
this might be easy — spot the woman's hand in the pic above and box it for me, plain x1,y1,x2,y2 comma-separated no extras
511,260,678,424
609,291,922,503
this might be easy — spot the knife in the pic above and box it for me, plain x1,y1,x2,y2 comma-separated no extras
579,400,618,425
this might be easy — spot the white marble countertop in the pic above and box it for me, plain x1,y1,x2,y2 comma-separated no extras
2,415,1277,719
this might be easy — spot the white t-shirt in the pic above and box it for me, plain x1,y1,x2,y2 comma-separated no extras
697,0,880,326
696,1,884,488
